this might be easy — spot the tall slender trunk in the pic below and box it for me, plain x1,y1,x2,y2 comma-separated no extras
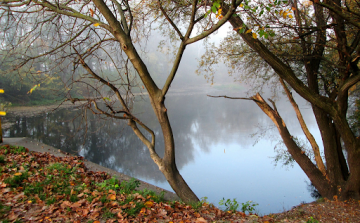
251,94,337,199
154,98,199,203
279,78,326,175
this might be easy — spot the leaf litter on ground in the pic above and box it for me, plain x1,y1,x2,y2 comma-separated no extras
0,144,359,223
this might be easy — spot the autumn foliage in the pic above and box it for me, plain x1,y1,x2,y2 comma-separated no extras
0,145,273,222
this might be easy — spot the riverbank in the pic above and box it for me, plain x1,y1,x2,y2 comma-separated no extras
1,102,77,130
1,142,359,222
0,137,179,202
2,103,360,222
0,142,269,222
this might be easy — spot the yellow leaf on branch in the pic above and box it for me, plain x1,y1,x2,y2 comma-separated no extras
0,111,7,116
93,23,100,27
245,29,252,34
216,8,222,19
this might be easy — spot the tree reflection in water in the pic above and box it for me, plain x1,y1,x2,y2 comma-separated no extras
4,92,319,214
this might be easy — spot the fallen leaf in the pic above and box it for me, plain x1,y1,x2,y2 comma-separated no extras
82,208,89,216
108,194,117,200
117,212,124,219
61,201,72,209
144,201,154,208
196,217,208,223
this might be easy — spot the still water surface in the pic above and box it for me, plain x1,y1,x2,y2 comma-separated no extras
4,87,319,215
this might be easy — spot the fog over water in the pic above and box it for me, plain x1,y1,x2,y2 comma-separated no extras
4,86,320,214
4,27,321,214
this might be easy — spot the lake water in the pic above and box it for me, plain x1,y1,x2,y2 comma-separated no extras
4,86,320,215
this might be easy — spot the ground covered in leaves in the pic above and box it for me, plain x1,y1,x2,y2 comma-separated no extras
0,144,359,223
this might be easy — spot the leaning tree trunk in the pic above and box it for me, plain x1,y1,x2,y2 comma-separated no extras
155,99,199,203
251,93,360,200
91,0,200,202
128,96,199,203
251,94,338,199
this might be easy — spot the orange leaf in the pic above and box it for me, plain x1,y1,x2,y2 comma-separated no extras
82,209,89,216
14,172,22,176
117,212,124,219
90,8,94,17
144,201,153,208
109,194,117,200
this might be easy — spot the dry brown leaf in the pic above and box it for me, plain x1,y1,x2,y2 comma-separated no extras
195,217,208,223
61,201,71,209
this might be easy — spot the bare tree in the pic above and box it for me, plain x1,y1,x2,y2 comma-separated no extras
0,0,241,202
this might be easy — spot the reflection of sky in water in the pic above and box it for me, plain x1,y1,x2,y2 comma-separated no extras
4,90,322,215
143,128,321,215
139,93,321,214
